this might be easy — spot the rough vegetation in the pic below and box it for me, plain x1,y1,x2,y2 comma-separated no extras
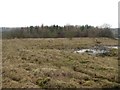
2,38,120,88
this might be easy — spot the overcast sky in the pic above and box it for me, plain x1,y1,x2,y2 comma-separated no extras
0,0,119,28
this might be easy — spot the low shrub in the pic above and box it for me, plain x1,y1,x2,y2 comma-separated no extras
36,77,51,88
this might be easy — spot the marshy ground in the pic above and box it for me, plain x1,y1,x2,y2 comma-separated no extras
2,38,120,88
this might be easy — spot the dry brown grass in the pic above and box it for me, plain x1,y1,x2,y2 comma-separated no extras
2,38,120,88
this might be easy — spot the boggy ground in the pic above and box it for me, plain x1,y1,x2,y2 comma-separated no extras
2,38,120,88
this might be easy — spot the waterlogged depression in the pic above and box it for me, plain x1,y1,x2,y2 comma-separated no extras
74,45,118,55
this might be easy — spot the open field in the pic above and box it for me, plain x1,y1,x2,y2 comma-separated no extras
2,38,120,88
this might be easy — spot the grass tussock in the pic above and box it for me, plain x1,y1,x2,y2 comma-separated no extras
2,38,119,88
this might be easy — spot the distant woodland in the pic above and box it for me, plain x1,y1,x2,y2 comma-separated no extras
2,24,114,39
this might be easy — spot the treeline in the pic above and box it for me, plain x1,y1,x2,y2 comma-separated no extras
2,24,114,39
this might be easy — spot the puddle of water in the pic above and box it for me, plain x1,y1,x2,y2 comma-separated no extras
74,49,108,55
105,46,118,49
74,45,118,55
